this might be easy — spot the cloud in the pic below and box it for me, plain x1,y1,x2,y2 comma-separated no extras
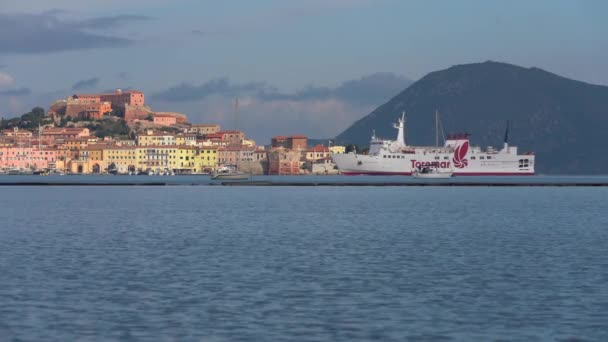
259,73,412,106
0,12,150,54
151,78,271,102
0,87,31,96
0,71,15,87
152,73,411,106
71,77,100,90
150,72,411,142
73,15,150,30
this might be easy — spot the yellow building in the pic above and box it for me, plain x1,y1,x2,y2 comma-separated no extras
197,146,218,172
103,146,138,173
136,146,177,173
305,144,331,161
175,146,198,173
329,145,346,154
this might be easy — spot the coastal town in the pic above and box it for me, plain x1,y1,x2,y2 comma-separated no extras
0,89,346,175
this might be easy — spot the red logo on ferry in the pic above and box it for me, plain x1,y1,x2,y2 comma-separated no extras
452,141,469,168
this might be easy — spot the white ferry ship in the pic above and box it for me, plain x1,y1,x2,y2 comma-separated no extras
332,113,535,176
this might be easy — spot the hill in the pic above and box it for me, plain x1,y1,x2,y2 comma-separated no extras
336,61,608,174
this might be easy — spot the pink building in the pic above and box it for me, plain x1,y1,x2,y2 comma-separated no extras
153,114,177,126
0,146,57,170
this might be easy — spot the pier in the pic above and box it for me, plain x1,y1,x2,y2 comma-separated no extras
0,175,607,186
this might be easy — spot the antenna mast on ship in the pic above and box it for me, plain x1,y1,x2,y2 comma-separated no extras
435,110,446,146
435,110,439,147
503,120,510,152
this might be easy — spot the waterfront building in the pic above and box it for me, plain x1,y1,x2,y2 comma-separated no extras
174,146,196,173
267,148,302,175
197,146,218,172
137,146,176,173
103,146,138,174
0,146,57,170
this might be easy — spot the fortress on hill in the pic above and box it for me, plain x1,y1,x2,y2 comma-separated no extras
48,89,187,124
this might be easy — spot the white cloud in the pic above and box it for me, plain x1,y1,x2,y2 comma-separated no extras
0,71,15,87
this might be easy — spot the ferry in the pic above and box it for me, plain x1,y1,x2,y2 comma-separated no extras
332,113,535,176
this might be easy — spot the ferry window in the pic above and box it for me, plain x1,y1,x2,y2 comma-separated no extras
434,156,440,160
471,156,476,160
383,155,386,158
487,156,492,159
480,156,485,160
444,157,448,160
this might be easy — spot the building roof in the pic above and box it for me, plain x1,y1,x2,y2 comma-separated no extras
307,144,330,153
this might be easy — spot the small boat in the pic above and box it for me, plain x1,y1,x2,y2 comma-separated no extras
211,170,250,180
412,166,453,179
7,168,34,175
211,166,250,180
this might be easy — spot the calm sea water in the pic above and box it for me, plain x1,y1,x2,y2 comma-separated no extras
0,186,607,341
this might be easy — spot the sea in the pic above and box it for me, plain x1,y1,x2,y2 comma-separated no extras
0,183,607,341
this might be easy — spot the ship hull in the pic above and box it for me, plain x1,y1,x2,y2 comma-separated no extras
332,152,535,176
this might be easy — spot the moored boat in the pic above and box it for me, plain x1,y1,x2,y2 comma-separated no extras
412,166,453,179
211,166,250,180
332,112,535,176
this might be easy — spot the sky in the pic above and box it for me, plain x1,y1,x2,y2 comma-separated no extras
0,0,607,142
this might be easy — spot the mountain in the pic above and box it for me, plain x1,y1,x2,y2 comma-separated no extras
336,61,608,174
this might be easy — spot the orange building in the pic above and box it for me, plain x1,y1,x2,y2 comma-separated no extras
65,101,112,120
42,128,90,141
271,135,307,150
73,89,145,108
